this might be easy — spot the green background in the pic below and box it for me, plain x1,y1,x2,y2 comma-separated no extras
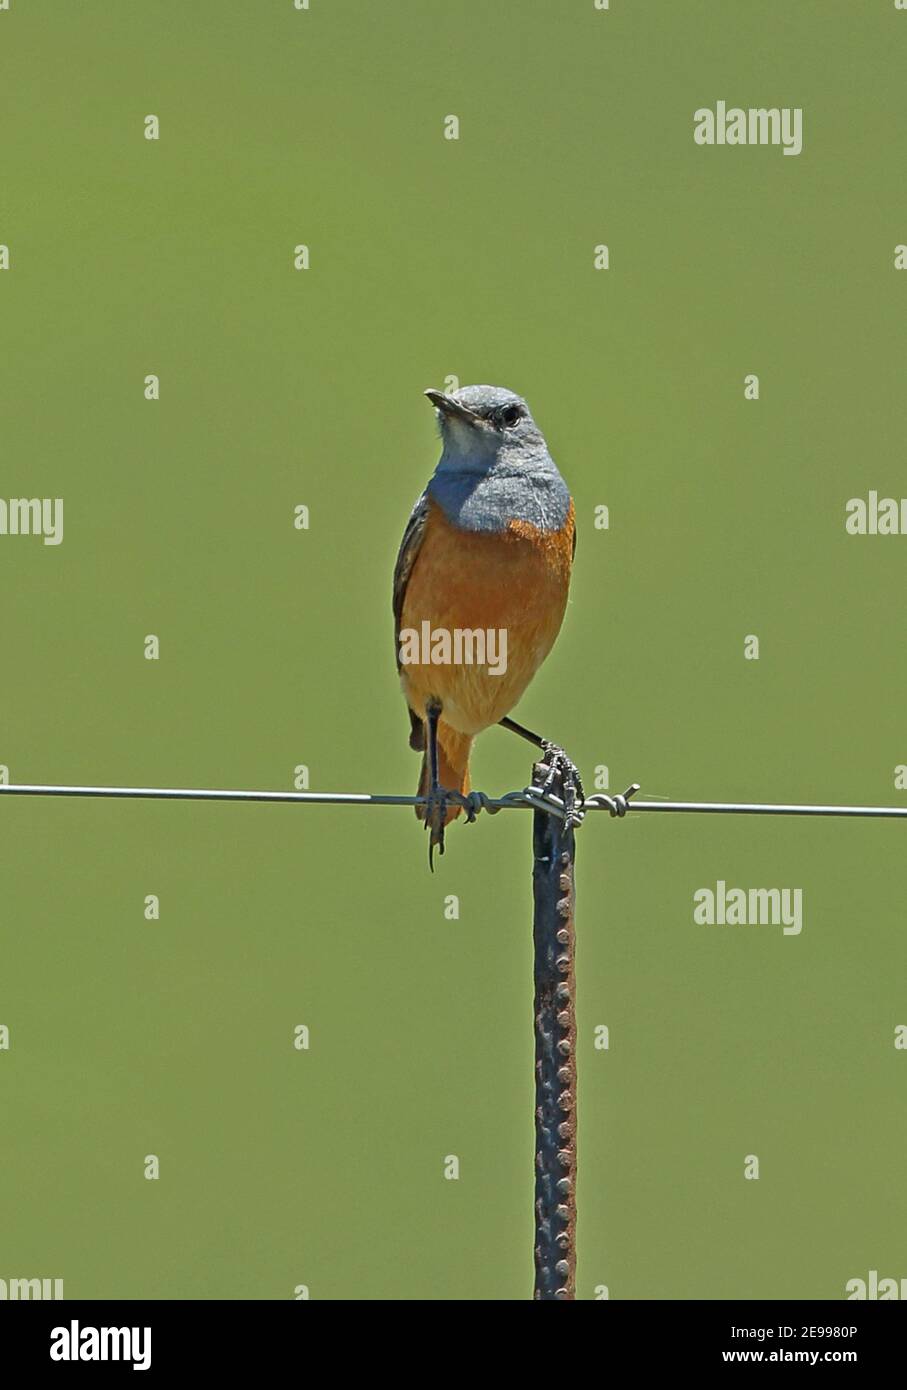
1,0,905,1300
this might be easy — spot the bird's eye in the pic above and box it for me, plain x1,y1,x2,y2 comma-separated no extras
498,405,522,428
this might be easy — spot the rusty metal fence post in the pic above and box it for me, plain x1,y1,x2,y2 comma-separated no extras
532,759,577,1300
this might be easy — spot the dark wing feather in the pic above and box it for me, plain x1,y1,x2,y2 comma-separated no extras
393,491,430,749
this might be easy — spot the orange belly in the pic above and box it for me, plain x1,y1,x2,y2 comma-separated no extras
399,497,574,736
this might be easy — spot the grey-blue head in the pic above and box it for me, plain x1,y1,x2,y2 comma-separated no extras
425,384,547,471
424,383,570,534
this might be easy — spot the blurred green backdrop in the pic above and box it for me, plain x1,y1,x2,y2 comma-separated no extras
1,0,905,1300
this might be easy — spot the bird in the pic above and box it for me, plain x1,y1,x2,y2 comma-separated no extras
392,383,581,865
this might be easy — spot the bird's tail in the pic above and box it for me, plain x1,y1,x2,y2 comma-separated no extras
417,724,473,846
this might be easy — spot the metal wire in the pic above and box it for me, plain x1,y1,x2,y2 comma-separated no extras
615,801,907,819
1,782,907,820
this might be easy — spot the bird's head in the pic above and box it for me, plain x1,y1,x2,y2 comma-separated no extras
425,384,546,471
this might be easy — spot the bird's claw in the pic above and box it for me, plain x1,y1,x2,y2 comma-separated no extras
423,787,484,866
423,787,448,869
422,786,467,866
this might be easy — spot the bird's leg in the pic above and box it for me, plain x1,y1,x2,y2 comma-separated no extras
499,716,586,828
422,701,476,865
424,699,448,868
498,716,545,751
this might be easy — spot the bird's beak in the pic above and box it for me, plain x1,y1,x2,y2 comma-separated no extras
424,389,483,426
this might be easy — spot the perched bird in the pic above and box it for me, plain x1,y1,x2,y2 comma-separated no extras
393,384,580,864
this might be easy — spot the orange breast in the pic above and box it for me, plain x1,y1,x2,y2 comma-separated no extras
399,497,574,736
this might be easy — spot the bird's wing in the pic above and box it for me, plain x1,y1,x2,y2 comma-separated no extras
393,491,430,749
393,490,429,662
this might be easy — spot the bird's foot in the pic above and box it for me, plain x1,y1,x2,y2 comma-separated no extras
423,786,447,869
423,787,483,866
421,785,463,868
529,743,586,828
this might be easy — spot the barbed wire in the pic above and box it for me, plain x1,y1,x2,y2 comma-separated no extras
2,782,907,822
